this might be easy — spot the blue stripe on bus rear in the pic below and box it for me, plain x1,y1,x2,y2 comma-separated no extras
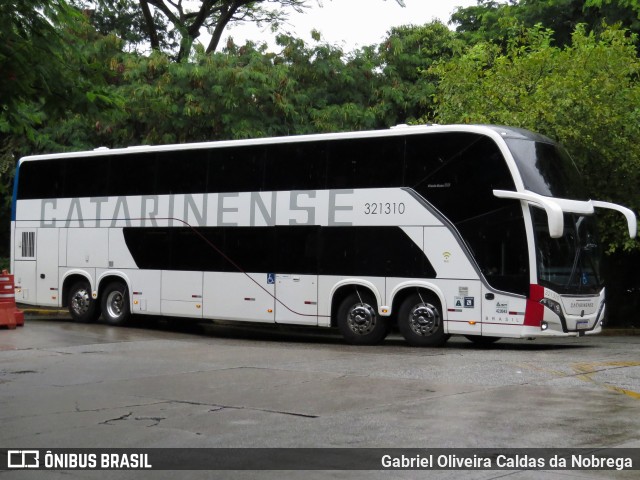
11,161,19,221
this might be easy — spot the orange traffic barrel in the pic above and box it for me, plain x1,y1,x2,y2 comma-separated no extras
0,270,24,329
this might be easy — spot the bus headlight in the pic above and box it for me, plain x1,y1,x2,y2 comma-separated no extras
541,321,548,331
539,298,567,332
539,298,563,318
596,300,606,326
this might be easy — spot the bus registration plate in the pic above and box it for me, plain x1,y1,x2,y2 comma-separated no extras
576,320,589,330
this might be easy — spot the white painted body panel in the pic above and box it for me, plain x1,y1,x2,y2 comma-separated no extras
36,227,59,306
13,260,36,303
67,228,108,268
161,270,203,319
275,274,318,326
203,272,274,323
126,269,161,314
108,229,137,268
480,287,528,337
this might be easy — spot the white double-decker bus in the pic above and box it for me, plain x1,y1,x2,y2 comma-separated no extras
10,125,637,346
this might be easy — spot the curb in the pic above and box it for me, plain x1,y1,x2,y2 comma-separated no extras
21,308,70,316
599,329,640,336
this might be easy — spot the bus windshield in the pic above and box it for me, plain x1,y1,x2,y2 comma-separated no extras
532,208,603,294
506,137,604,294
505,138,585,200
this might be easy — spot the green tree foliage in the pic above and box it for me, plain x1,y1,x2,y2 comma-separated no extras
1,0,122,157
78,35,387,147
71,1,407,61
0,0,123,256
69,0,178,54
451,0,520,46
0,0,121,252
376,22,463,124
36,21,457,150
2,1,76,150
453,0,640,47
69,1,313,61
432,24,640,252
586,0,640,14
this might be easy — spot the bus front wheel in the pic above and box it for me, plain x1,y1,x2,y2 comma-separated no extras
398,293,449,347
68,280,100,323
101,281,131,326
337,292,389,345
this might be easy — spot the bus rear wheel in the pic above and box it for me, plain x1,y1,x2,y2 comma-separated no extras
398,293,449,347
68,280,100,323
101,281,131,326
337,292,389,345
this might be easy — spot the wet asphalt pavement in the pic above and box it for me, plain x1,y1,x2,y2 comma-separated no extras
1,313,640,479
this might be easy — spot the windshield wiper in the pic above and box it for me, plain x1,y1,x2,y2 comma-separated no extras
565,217,601,291
565,217,584,290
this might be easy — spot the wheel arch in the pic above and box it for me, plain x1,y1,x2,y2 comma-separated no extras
329,280,382,328
389,282,447,323
96,272,131,302
61,270,94,308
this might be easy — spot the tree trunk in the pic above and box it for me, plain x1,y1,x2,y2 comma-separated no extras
140,0,160,51
206,1,241,54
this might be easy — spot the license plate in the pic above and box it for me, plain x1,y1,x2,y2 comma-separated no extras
576,320,589,330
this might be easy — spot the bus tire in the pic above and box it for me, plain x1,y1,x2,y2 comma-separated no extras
398,293,449,347
337,292,389,345
68,280,100,323
101,281,131,326
465,335,501,345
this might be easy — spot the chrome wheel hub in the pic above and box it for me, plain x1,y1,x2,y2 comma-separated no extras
409,304,439,337
347,303,376,335
71,289,91,316
106,290,124,318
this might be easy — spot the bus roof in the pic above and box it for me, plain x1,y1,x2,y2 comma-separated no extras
17,124,551,163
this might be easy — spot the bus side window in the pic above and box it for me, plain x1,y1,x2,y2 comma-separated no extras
264,143,326,191
156,150,208,195
208,146,265,193
109,153,158,197
327,137,404,190
275,226,319,275
64,157,109,198
17,160,62,200
223,227,276,273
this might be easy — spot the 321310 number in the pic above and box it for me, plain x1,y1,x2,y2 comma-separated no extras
364,202,406,215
